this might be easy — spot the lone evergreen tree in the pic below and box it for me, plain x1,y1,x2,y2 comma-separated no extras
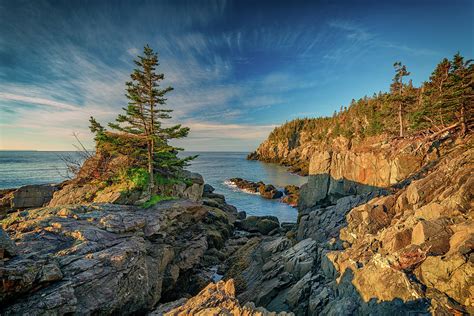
391,62,411,137
91,45,193,194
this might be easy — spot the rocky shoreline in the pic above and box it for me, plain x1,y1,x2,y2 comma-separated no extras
1,134,473,315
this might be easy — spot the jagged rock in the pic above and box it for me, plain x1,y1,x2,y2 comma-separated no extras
0,197,238,315
411,219,452,255
155,280,293,315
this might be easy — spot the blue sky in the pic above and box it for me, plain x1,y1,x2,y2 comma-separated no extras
0,0,472,151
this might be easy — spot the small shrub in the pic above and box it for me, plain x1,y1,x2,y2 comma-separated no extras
128,168,149,189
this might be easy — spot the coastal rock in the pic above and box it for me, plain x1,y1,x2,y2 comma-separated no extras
228,178,284,200
329,140,474,314
0,227,16,258
259,184,283,199
153,280,292,316
0,197,238,315
235,216,280,235
7,184,57,209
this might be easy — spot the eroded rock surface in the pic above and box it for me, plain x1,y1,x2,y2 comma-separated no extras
0,197,237,315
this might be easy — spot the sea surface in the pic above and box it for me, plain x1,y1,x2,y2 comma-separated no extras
0,151,306,222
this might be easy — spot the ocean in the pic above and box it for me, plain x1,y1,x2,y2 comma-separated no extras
0,151,306,222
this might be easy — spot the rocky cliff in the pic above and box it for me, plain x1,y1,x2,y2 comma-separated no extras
166,134,472,315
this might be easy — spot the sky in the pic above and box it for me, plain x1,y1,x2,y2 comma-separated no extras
0,0,472,151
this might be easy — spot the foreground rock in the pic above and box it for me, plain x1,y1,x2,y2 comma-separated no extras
0,197,237,314
152,280,293,315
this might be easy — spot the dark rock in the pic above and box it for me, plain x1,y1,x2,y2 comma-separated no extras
203,184,215,194
235,216,280,235
0,227,16,258
10,184,56,209
237,211,246,220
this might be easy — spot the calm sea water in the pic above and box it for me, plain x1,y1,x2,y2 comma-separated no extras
0,151,306,222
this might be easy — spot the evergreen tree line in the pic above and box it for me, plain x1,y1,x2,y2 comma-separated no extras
268,53,473,143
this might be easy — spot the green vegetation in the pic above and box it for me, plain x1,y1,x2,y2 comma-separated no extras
88,45,196,195
142,194,177,208
267,53,473,144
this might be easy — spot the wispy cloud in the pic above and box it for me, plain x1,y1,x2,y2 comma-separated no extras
0,1,468,150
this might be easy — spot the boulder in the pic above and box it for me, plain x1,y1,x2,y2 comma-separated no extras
235,216,280,235
412,219,452,255
284,185,299,196
203,183,215,194
10,184,56,208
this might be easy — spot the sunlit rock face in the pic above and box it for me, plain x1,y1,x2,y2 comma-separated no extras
298,136,437,210
152,280,293,316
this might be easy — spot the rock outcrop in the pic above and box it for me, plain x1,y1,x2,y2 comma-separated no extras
0,195,238,314
152,280,292,315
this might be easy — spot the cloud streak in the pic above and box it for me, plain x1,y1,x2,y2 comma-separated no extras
0,1,470,151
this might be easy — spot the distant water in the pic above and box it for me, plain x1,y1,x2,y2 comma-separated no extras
0,151,306,222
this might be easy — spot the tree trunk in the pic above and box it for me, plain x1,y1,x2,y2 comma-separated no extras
460,102,467,136
399,102,404,137
148,139,154,194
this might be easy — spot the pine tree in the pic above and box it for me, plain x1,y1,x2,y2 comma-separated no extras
92,45,193,194
391,62,411,137
444,53,473,136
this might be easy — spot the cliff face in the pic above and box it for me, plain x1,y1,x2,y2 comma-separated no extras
298,136,433,209
248,128,317,175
